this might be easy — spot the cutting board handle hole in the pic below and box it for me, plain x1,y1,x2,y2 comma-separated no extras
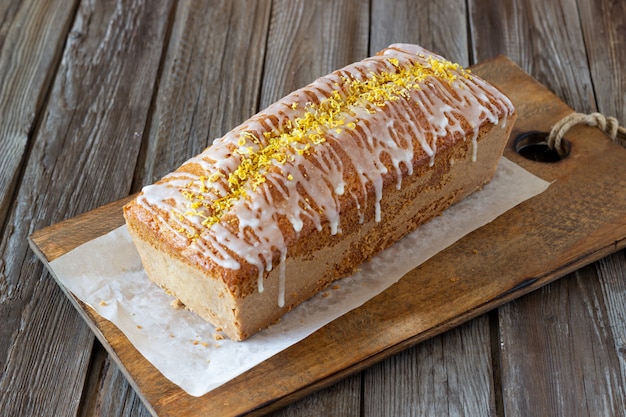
514,131,570,162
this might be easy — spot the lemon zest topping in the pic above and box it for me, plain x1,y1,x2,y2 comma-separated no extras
176,54,469,231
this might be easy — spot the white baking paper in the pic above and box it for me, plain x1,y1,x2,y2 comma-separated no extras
48,157,549,397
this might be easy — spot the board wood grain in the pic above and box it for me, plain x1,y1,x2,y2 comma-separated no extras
28,56,626,417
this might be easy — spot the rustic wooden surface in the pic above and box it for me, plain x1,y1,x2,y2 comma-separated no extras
2,0,626,416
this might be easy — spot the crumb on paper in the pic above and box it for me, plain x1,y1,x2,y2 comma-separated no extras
137,325,143,329
322,292,330,298
331,284,341,290
170,299,185,309
214,333,225,341
191,339,210,347
99,300,107,306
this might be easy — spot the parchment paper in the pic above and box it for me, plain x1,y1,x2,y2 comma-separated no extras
48,157,550,397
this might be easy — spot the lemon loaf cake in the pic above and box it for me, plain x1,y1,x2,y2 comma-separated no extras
123,44,516,340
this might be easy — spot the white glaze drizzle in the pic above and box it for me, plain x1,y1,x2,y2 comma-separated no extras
137,44,515,306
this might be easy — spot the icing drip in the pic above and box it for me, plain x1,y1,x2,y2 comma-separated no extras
278,250,287,307
138,44,515,306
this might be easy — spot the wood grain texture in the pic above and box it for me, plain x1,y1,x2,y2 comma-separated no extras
576,0,626,144
470,0,626,415
78,342,153,417
0,0,174,415
370,0,468,66
366,3,495,415
134,0,272,188
27,57,626,416
594,251,626,391
469,0,595,112
0,278,93,416
6,0,626,415
117,3,271,412
577,0,626,408
268,375,361,417
0,0,77,228
260,0,369,108
498,270,626,416
362,317,496,417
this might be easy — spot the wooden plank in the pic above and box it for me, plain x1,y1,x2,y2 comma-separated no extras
363,317,496,416
133,0,272,189
469,0,626,415
267,376,361,417
594,252,626,391
576,0,626,396
72,5,268,417
239,1,369,416
576,0,626,400
108,1,272,415
78,342,152,417
469,0,595,112
259,0,369,108
370,0,468,66
0,0,77,228
366,2,495,416
577,1,626,142
255,1,369,414
0,277,93,416
498,268,626,416
28,56,626,417
0,0,175,416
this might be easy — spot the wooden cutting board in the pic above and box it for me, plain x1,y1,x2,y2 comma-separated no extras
28,56,626,417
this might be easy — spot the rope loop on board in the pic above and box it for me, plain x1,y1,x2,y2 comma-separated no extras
547,112,626,158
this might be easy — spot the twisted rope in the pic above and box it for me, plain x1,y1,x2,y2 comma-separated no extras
547,112,626,157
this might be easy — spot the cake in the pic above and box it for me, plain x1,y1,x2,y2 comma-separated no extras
123,44,516,341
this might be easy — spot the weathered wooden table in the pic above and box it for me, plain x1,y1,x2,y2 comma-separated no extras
2,0,626,416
